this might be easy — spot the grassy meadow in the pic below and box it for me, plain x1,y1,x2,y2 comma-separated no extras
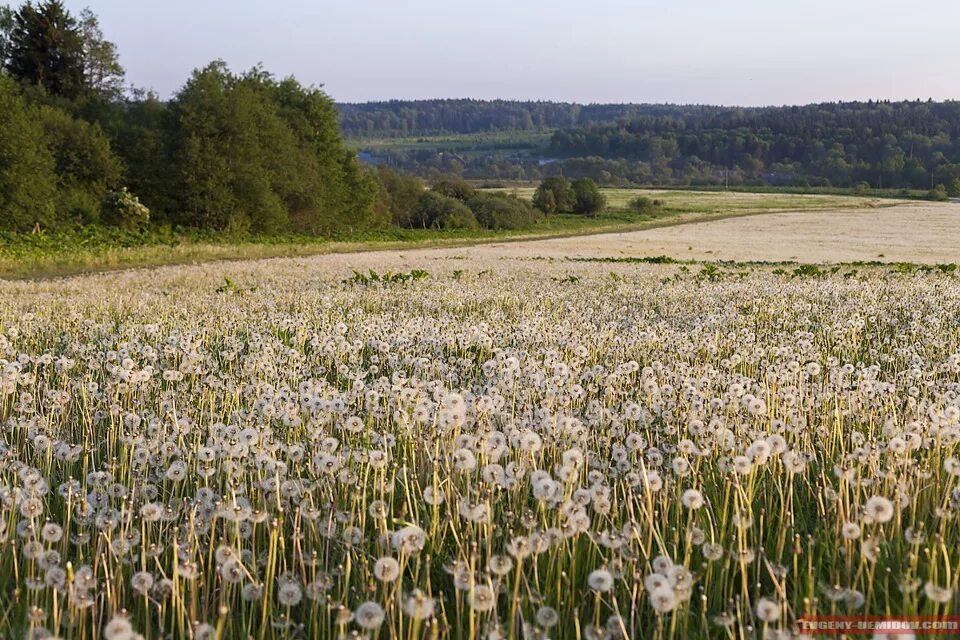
0,190,891,280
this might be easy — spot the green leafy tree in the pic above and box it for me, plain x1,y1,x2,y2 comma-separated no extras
929,184,949,201
171,62,290,233
93,91,177,221
467,192,542,230
571,178,606,216
0,75,57,230
374,166,423,228
627,195,662,214
533,176,576,213
169,62,380,235
38,104,124,222
431,177,476,201
336,151,382,232
78,7,125,100
5,1,86,99
271,75,382,233
531,185,556,214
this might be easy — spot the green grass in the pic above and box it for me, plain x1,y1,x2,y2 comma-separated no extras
0,189,902,280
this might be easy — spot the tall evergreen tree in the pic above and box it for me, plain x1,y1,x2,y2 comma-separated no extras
5,1,86,99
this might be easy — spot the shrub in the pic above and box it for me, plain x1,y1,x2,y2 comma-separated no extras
627,196,663,214
928,184,949,201
948,177,960,198
467,192,542,230
100,188,150,230
411,191,478,230
571,178,606,216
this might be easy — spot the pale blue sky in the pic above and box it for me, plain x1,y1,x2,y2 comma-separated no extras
59,0,960,104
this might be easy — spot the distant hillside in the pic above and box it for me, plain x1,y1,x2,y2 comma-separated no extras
339,99,960,192
336,99,725,137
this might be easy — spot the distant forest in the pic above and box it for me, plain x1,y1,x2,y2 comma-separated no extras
341,100,960,192
338,100,696,136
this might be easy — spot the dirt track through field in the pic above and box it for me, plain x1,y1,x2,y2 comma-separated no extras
404,201,960,264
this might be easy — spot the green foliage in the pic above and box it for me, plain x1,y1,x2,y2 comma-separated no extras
347,99,960,191
531,186,556,214
169,62,378,235
533,176,576,213
171,62,288,233
431,177,476,201
928,184,949,201
0,5,12,63
38,104,123,222
77,7,125,100
627,195,663,214
344,268,430,286
697,264,723,281
945,178,960,198
466,192,542,230
100,188,149,230
411,191,478,230
792,264,823,278
373,166,423,227
215,276,243,294
5,1,86,99
571,178,606,215
92,93,177,221
0,75,57,230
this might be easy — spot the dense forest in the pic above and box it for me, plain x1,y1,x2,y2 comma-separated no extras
337,100,699,137
0,1,380,234
0,2,563,237
344,100,960,192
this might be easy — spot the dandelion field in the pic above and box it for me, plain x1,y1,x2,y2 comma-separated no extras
2,253,960,639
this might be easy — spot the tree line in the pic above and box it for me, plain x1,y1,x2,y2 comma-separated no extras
346,99,960,193
0,1,389,234
548,101,960,190
338,100,688,137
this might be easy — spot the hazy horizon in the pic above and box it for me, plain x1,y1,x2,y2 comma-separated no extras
38,0,960,105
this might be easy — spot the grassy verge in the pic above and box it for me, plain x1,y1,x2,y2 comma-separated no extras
0,190,908,280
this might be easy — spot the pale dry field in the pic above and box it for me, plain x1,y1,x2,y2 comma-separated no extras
415,199,960,264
